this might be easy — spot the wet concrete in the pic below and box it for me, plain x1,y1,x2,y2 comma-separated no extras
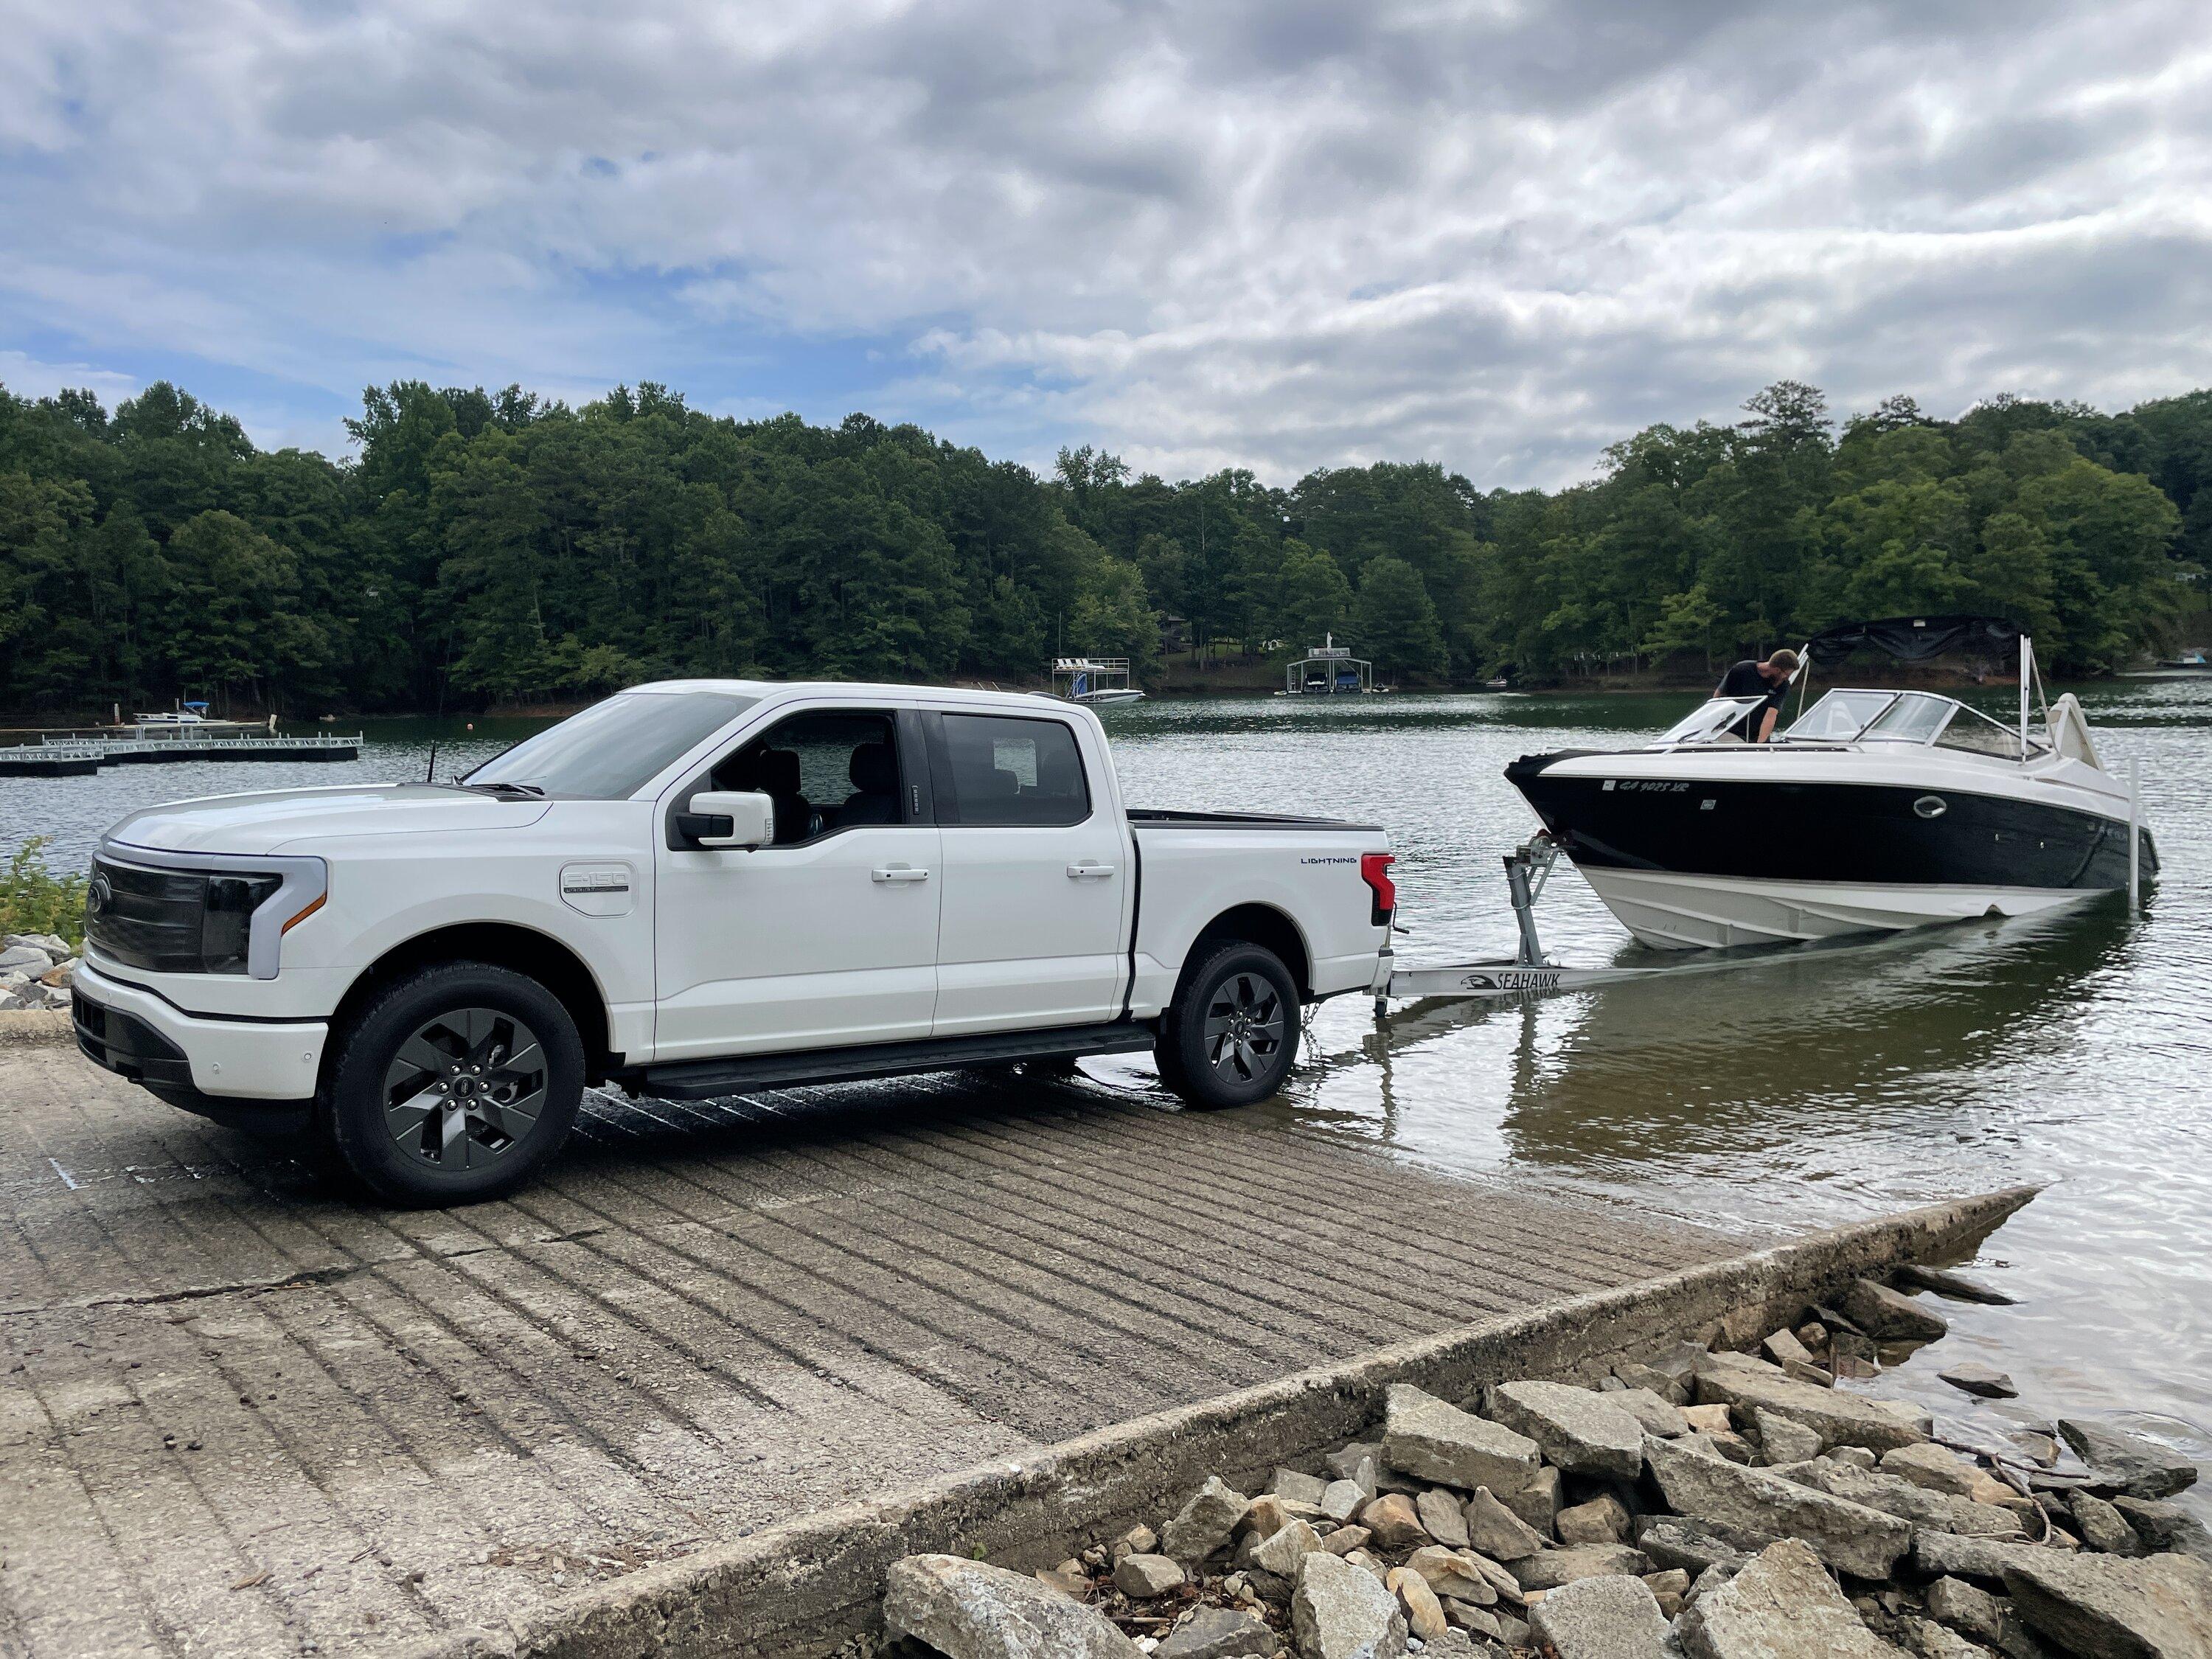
0,1045,1748,1658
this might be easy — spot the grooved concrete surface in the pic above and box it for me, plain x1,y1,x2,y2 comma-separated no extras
0,1044,1745,1658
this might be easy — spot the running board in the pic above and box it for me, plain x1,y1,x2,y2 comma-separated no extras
629,1020,1158,1101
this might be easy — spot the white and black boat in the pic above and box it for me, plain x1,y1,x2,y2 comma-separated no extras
1505,616,2157,950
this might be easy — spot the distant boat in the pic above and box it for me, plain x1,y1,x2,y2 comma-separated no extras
2157,650,2209,669
1048,656,1146,704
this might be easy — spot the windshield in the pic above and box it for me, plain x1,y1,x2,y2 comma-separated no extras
1860,691,1955,745
1651,698,1764,746
1785,689,1897,741
463,690,759,799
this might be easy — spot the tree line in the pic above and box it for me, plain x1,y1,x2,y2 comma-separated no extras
0,375,2204,718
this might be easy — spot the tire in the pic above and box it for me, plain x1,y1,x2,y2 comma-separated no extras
1155,941,1301,1110
320,961,584,1206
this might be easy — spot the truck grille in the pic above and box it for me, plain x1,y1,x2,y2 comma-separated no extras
85,856,280,975
86,858,209,972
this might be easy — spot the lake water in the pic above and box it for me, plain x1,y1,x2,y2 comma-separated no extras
7,681,2208,1505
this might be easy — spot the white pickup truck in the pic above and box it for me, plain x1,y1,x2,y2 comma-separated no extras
72,681,1397,1203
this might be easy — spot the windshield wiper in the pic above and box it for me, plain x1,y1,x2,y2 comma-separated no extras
453,780,546,799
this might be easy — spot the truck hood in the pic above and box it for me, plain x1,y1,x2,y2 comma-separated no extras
105,785,554,858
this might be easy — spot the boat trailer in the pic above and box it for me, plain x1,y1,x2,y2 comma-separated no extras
1377,832,1767,1010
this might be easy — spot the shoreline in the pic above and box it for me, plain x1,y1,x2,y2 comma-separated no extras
2,664,2148,731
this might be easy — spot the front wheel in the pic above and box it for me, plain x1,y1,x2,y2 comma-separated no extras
321,962,584,1206
1155,941,1301,1110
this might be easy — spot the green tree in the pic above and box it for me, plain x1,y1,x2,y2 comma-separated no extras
1352,556,1447,679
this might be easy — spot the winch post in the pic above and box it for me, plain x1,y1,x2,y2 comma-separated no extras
1503,837,1554,967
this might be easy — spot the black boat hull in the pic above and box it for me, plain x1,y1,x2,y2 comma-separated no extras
1506,754,2152,949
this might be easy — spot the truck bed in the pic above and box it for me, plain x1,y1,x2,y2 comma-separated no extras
1127,807,1384,832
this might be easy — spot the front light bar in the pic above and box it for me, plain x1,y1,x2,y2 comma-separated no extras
91,842,328,980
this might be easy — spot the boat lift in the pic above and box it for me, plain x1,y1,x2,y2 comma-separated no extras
1377,832,1798,1012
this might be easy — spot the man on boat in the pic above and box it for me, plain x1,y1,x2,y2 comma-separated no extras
1711,649,1800,742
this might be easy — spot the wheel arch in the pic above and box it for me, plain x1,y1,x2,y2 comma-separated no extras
324,922,616,1090
1181,902,1314,1002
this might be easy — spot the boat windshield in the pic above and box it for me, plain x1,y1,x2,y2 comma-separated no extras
1784,689,1896,741
1650,697,1764,746
1860,691,1956,745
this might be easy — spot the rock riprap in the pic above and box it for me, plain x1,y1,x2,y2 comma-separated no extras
883,1554,1143,1658
1293,1551,1407,1659
872,1270,2205,1658
1380,1384,1540,1492
1482,1381,1645,1481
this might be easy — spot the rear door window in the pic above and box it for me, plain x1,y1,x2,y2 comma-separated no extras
936,714,1091,827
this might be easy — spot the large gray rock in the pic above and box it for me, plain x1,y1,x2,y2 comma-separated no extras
1634,1514,1775,1576
1781,1459,2025,1538
1923,1576,2006,1644
1292,1549,1408,1659
2113,1496,2212,1565
1897,1616,1993,1658
0,945,53,973
1910,1531,2048,1587
1646,1435,1911,1580
1158,1606,1279,1658
2003,1548,2212,1659
1841,1277,1950,1342
1752,1408,1823,1466
1415,1487,1470,1548
1115,1554,1186,1598
1527,1572,1669,1657
2071,1489,2147,1555
883,1554,1144,1658
1500,1464,1561,1537
1484,1380,1645,1480
1694,1363,1931,1453
1881,1442,2007,1502
1508,1544,1650,1591
1164,1476,1253,1565
1252,1520,1326,1579
1677,1540,1903,1659
1610,1387,1688,1439
1461,1486,1545,1559
1274,1469,1329,1505
2057,1418,2201,1500
1380,1384,1540,1492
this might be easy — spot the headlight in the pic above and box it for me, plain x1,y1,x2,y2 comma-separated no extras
201,874,284,974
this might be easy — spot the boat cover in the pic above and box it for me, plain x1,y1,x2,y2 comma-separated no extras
1803,615,2020,667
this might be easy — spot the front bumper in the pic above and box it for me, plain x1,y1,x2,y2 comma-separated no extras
72,961,327,1101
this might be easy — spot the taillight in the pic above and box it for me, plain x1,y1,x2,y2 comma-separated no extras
1360,852,1396,927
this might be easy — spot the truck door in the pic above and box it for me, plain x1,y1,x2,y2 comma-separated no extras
925,710,1131,1035
653,706,939,1059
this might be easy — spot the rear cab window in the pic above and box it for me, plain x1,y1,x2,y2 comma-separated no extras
933,713,1091,827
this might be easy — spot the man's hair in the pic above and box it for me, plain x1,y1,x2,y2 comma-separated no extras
1765,648,1801,673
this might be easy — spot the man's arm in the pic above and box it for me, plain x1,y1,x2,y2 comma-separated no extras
1756,706,1779,742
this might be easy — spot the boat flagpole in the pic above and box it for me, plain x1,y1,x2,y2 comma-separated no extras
2019,637,2031,753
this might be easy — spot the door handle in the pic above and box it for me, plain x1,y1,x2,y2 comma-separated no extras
1066,861,1117,879
872,864,931,883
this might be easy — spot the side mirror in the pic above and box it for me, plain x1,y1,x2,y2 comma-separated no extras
678,790,776,849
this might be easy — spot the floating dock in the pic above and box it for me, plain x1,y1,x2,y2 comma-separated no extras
0,731,362,776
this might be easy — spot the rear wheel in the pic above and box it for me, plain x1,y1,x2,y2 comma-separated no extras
1155,941,1301,1110
321,962,583,1206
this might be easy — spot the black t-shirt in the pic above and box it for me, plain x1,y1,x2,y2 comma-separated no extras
1716,660,1786,741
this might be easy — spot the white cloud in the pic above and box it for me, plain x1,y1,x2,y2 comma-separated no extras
3,0,2211,484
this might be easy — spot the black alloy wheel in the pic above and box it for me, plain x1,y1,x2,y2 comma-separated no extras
323,962,583,1206
383,1006,549,1172
1155,940,1302,1110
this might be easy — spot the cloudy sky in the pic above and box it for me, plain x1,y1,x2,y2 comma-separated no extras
4,0,2210,487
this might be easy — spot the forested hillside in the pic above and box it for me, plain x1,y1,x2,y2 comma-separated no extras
1,377,2204,718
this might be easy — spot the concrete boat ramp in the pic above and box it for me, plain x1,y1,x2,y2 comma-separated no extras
0,1037,2020,1658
